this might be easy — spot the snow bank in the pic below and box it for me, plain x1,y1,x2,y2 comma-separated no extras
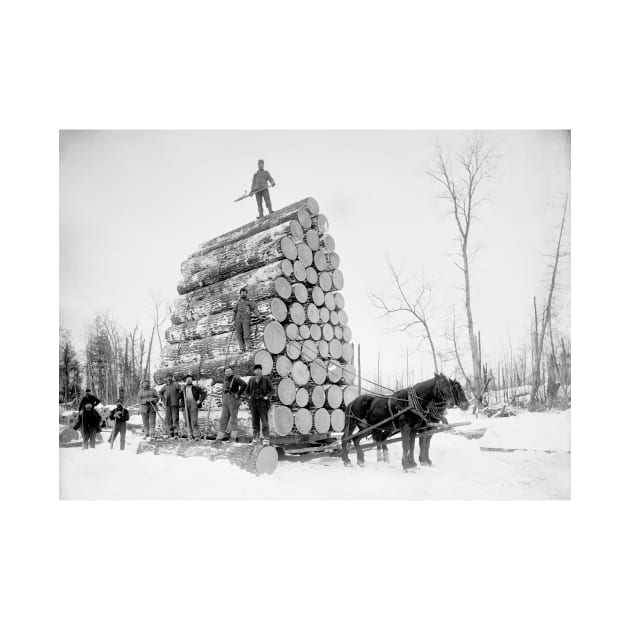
478,410,571,453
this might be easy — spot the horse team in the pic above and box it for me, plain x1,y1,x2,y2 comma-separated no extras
342,373,469,470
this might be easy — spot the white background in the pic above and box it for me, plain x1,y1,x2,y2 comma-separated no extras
2,1,629,629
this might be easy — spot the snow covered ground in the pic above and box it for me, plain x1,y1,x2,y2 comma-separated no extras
59,409,570,500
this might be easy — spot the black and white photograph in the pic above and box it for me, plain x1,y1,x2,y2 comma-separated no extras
59,130,571,499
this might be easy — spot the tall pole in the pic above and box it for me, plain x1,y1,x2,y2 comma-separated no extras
406,348,409,387
357,343,362,395
377,351,381,392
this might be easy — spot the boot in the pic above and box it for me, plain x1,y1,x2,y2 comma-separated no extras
230,430,239,442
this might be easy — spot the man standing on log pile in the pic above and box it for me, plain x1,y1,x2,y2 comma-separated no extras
249,159,275,219
160,374,181,438
233,287,259,353
244,364,273,445
138,379,160,439
179,374,206,440
216,365,247,443
73,402,102,450
78,388,100,412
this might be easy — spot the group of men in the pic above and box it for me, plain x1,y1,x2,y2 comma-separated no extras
73,363,275,449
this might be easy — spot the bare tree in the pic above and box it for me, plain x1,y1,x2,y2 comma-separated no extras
369,259,439,372
428,134,495,398
529,194,569,410
149,290,170,353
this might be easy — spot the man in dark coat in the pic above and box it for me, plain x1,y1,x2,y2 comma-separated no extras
137,379,160,439
160,375,181,438
78,388,100,411
179,375,206,440
108,399,130,450
249,159,276,218
233,287,259,353
244,364,274,445
73,402,102,450
216,366,247,442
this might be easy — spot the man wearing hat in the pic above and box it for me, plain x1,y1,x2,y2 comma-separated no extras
178,374,206,440
244,363,274,445
216,365,247,442
249,158,276,219
73,401,102,450
78,388,100,412
160,374,182,438
137,378,160,439
108,399,130,450
233,287,259,353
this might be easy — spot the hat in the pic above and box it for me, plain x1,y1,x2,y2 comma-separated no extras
115,398,122,404
253,364,263,371
185,374,193,379
240,287,248,293
85,388,91,393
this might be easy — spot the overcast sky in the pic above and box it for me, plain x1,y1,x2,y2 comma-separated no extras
59,130,570,386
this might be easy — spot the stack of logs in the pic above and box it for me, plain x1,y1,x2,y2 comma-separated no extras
155,197,358,437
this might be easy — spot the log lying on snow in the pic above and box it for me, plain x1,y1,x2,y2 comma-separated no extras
190,198,319,258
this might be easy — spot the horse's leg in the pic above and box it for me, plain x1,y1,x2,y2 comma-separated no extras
341,417,353,467
408,428,418,468
382,440,390,463
401,424,411,470
376,441,383,462
425,435,433,466
354,435,365,467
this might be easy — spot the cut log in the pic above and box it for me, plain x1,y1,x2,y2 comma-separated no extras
294,408,313,434
272,406,294,436
319,271,333,292
324,383,343,409
314,250,328,272
206,442,279,475
295,388,309,408
332,269,344,290
333,326,343,341
263,321,286,354
311,286,325,306
254,349,274,376
301,339,318,363
329,338,343,359
192,198,319,256
291,360,310,386
155,351,257,384
278,378,297,405
312,214,329,234
274,276,292,300
330,311,340,325
296,243,313,267
297,208,313,229
310,323,322,341
298,324,311,339
289,220,305,241
341,342,354,363
309,359,327,385
305,229,320,251
322,234,335,252
328,252,341,269
178,233,298,294
275,355,292,377
293,282,308,303
342,384,359,407
293,260,306,282
285,323,299,340
289,302,306,325
342,362,357,385
322,322,334,341
281,259,294,277
59,426,79,444
314,408,331,433
330,409,345,432
286,340,301,360
342,326,353,342
310,385,326,408
161,332,263,367
318,340,329,359
338,309,349,326
305,266,318,285
270,297,288,322
306,303,320,324
327,360,343,384
333,293,345,309
324,292,336,310
320,308,330,324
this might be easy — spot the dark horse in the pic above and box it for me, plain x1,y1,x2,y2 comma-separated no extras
341,374,469,470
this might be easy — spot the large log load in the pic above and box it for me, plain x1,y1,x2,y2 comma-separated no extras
157,196,357,443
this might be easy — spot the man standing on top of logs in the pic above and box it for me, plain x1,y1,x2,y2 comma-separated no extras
160,374,181,438
249,159,275,219
215,365,247,443
244,363,273,445
179,374,206,440
233,287,259,353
